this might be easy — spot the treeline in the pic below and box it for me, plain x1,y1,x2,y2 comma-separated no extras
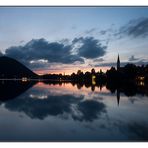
40,68,106,83
106,64,148,83
40,63,148,84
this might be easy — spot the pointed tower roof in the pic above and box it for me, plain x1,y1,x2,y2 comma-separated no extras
117,54,120,70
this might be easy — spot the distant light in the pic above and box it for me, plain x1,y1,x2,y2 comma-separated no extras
137,76,145,81
92,75,96,85
22,77,28,82
140,82,145,86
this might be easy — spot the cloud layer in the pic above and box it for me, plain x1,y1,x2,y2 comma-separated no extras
4,37,107,71
73,37,107,59
129,55,139,62
3,17,148,72
5,38,84,66
118,17,148,38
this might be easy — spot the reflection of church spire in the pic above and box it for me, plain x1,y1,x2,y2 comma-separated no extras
117,54,120,71
117,89,120,106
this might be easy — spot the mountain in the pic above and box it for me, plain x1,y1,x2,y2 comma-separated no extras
0,56,38,79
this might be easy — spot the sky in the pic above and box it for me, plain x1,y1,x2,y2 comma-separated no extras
0,7,148,74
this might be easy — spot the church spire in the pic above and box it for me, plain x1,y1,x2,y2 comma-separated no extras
117,54,120,70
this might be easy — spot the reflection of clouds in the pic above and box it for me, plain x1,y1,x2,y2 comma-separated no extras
70,104,83,119
73,100,106,122
128,95,148,104
127,122,148,140
4,91,107,122
29,94,48,99
1,82,148,141
4,94,82,120
109,119,148,141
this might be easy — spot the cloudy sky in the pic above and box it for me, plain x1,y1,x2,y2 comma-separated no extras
0,7,148,74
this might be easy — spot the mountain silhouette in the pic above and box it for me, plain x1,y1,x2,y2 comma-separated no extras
0,56,38,79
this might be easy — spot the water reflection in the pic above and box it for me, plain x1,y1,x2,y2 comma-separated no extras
3,83,106,121
0,81,148,141
0,80,36,101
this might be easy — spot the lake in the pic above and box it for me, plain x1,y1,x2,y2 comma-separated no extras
0,80,148,141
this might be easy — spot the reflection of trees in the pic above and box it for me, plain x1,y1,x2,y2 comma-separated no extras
43,80,148,97
106,80,148,97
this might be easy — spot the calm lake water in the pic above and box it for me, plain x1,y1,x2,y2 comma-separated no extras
0,81,148,141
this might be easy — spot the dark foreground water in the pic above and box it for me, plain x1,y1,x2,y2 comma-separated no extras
0,80,148,142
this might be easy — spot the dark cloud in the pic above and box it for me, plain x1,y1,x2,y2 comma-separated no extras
99,30,107,35
85,28,97,34
0,51,3,56
59,38,70,45
5,38,84,69
93,58,104,62
85,27,113,36
73,37,107,59
95,62,126,67
89,58,105,67
129,55,139,62
4,37,107,70
118,17,148,38
20,40,25,43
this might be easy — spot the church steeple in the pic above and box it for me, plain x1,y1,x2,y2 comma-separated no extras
117,54,120,70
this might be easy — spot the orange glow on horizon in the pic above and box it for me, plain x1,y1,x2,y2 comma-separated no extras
34,66,110,75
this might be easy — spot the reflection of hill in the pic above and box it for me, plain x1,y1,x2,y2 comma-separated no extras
0,80,36,101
